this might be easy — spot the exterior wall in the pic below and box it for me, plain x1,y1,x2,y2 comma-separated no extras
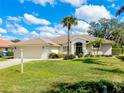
59,38,87,55
71,38,86,55
14,46,59,59
86,44,112,55
58,37,112,56
48,47,59,54
13,40,112,59
102,44,112,55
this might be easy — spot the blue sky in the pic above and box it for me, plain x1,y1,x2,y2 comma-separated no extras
0,0,123,40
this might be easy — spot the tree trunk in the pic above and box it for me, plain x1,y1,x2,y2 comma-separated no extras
97,48,99,56
67,30,70,56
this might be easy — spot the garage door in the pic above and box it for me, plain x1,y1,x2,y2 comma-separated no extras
22,46,41,59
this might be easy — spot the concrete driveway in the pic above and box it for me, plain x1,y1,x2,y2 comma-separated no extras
0,59,39,69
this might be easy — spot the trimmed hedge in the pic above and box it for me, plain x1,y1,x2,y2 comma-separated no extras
112,48,124,55
49,53,66,59
48,80,124,93
7,51,14,56
0,51,2,57
64,54,75,60
0,51,14,58
116,56,124,61
49,53,59,59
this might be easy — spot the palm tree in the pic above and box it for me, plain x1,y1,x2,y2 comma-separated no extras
116,6,124,16
62,16,78,56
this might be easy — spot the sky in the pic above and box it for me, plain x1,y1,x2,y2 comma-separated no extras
0,0,123,40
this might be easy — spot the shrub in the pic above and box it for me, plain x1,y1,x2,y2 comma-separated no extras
84,54,94,57
64,54,75,60
78,53,83,58
49,80,124,93
58,53,66,58
7,51,14,56
112,48,123,55
49,53,59,59
116,56,124,61
0,51,2,57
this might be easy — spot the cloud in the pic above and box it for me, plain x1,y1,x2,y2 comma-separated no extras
61,0,87,7
107,0,115,2
14,24,29,35
0,35,17,40
7,23,29,35
0,18,2,25
72,30,88,35
30,31,39,37
7,16,21,22
120,17,124,22
20,0,55,6
111,3,115,8
24,13,50,25
6,23,40,38
36,26,58,37
36,26,55,33
75,5,111,23
0,28,7,33
107,0,112,2
72,20,90,31
36,25,66,37
36,21,90,37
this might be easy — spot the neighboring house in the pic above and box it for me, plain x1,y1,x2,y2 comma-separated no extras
0,39,14,52
11,35,112,59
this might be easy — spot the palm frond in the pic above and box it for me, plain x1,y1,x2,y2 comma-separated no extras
116,6,124,16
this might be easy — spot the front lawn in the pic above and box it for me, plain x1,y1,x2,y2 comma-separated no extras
0,57,124,93
0,58,8,62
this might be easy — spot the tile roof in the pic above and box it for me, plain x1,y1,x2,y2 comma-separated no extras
0,39,14,48
11,38,60,47
11,35,112,47
51,35,113,44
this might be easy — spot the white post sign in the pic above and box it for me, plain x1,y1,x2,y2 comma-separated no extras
21,49,23,73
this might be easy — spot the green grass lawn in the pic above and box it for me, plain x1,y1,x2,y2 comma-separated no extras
0,58,8,62
0,57,124,93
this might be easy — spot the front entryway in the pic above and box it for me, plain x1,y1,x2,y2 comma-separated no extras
75,42,83,55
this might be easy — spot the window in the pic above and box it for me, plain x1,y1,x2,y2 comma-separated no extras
93,44,100,48
75,42,83,55
63,46,67,52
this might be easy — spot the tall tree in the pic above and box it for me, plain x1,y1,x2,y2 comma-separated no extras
62,16,78,56
88,18,118,39
116,6,124,16
111,28,124,45
11,39,21,43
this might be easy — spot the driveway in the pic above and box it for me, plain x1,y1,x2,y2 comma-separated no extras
0,59,39,69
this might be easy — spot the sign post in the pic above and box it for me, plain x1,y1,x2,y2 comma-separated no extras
21,49,23,73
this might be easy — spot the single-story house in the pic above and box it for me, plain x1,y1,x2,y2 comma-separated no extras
0,39,14,52
11,35,112,59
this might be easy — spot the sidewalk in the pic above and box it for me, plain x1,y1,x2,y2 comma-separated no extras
0,59,35,69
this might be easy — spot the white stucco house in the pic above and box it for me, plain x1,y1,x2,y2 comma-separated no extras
11,35,112,59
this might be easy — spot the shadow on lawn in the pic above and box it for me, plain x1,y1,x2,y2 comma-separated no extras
92,67,124,74
45,80,124,93
73,58,104,65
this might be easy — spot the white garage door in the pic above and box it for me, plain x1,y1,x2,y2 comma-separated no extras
22,46,42,59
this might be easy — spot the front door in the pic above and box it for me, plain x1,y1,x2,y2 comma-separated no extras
75,42,83,55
